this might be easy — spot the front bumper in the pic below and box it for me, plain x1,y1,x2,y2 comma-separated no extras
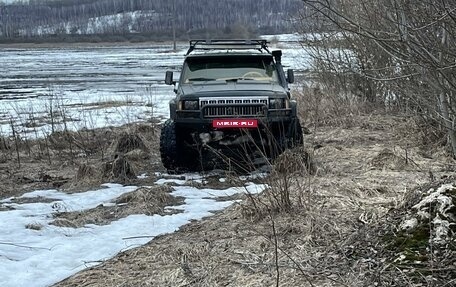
174,108,293,128
173,110,296,151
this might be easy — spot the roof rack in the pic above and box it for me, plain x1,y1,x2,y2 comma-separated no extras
185,39,270,56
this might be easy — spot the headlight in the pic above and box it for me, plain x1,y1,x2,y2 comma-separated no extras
181,100,199,110
269,98,286,109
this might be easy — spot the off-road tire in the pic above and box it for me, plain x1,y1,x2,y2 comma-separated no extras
160,119,183,172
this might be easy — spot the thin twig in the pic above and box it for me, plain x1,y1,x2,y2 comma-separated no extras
122,235,155,240
268,211,280,287
0,241,52,250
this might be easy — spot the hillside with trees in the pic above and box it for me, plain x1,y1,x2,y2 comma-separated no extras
0,0,301,42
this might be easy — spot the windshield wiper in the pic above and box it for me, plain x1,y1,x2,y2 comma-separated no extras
187,77,215,82
224,77,255,82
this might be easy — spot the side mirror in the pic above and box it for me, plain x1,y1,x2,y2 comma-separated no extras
286,69,294,84
165,71,174,85
272,50,282,63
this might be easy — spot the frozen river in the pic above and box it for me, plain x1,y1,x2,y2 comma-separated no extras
0,44,184,137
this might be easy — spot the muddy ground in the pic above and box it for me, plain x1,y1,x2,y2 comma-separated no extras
1,111,455,286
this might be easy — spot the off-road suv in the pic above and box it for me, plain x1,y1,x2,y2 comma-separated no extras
160,39,303,172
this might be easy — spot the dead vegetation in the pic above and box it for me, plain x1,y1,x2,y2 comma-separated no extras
54,90,455,287
370,148,409,171
52,185,183,228
0,120,164,198
2,84,454,286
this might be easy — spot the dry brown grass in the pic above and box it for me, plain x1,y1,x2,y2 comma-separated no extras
0,120,162,198
3,94,453,286
54,112,455,287
370,148,409,170
114,132,149,155
294,85,374,130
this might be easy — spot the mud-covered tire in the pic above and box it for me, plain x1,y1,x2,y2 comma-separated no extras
160,119,183,172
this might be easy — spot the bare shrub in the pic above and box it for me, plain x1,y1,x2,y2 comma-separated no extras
295,85,373,129
238,147,315,218
300,0,456,157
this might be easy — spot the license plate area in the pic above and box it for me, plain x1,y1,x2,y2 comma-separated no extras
212,119,258,128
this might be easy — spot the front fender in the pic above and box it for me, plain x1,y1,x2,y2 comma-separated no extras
289,100,298,117
169,99,177,120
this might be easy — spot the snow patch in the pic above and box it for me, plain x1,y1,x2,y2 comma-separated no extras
400,183,455,245
413,184,454,217
0,180,267,287
399,217,418,231
19,10,159,36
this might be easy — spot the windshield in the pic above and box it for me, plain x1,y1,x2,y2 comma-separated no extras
181,56,279,83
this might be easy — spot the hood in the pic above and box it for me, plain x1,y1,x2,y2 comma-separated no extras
178,81,287,98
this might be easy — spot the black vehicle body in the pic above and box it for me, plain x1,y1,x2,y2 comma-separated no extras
160,40,302,172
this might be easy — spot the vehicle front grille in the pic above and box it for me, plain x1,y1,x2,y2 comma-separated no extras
200,97,268,118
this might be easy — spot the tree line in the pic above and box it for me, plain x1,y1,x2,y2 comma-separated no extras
0,0,302,40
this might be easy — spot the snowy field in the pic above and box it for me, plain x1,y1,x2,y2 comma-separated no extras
0,36,309,139
0,35,307,286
